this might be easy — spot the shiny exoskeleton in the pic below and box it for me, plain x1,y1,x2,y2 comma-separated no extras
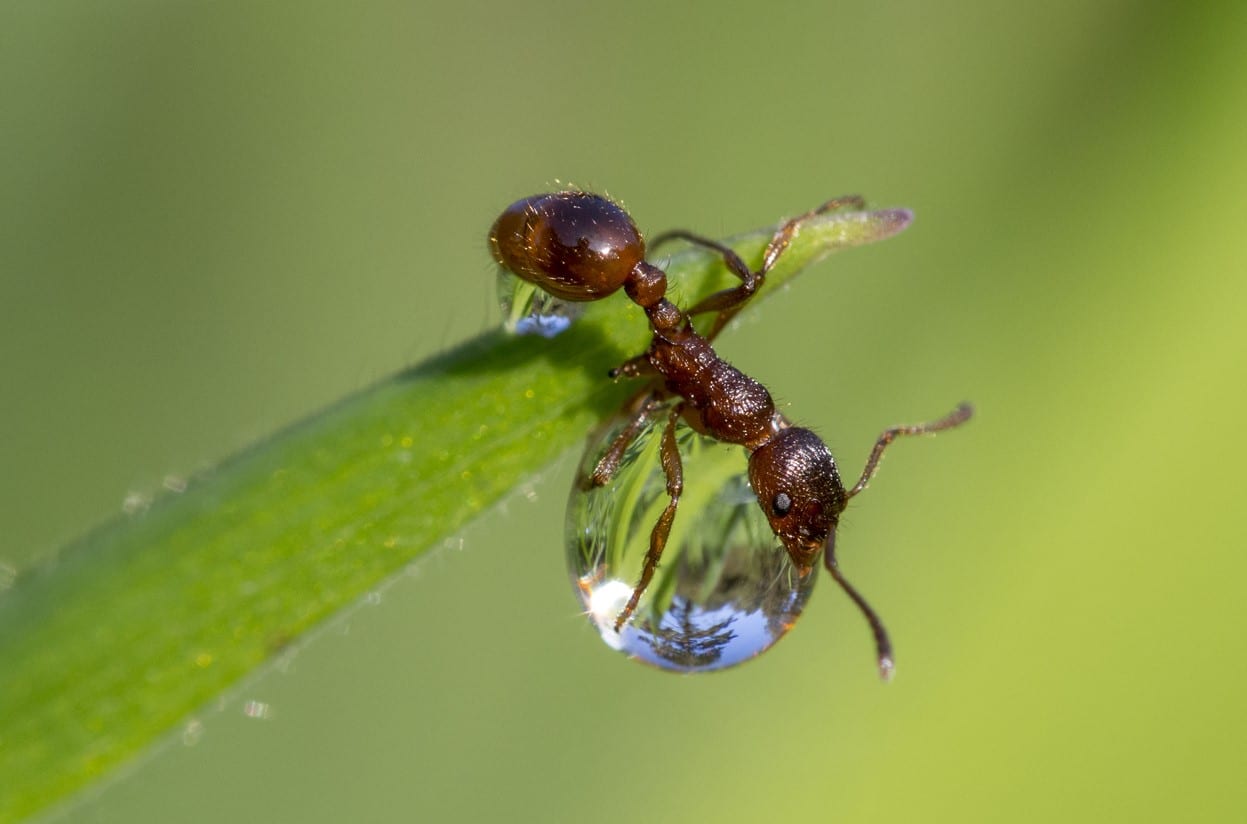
490,191,971,678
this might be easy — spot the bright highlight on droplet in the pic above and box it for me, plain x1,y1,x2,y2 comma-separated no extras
579,577,632,651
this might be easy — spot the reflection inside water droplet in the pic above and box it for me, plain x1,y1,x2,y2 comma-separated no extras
496,270,584,337
567,412,816,672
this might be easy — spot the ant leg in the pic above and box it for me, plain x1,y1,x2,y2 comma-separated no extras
846,403,974,499
652,195,867,341
648,231,756,341
613,406,684,631
584,390,664,489
757,195,866,275
824,529,894,680
607,352,656,380
649,230,756,291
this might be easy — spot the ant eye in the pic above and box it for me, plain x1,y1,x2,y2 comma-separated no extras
772,492,792,517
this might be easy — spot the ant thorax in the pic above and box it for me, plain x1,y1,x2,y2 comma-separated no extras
647,333,777,450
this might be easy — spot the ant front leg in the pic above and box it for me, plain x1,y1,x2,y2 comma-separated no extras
584,389,665,489
613,405,684,632
650,195,867,342
847,403,974,499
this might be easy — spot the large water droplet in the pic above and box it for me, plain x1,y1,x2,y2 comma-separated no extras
496,270,584,337
567,411,816,672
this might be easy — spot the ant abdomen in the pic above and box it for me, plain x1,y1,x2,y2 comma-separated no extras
489,192,645,302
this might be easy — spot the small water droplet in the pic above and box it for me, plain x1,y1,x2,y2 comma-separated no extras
497,270,583,337
242,700,272,720
182,719,205,746
122,491,151,515
365,590,383,605
567,413,815,672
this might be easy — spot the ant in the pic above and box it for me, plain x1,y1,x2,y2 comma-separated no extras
490,191,971,678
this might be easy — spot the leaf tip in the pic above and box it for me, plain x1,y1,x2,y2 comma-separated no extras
872,207,914,237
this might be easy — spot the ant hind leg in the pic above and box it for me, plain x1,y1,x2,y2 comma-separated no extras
651,195,867,341
648,230,757,341
757,195,866,274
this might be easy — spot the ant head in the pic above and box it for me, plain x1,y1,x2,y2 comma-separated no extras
748,427,847,574
489,192,645,302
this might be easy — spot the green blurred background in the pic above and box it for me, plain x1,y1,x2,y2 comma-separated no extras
3,1,1245,821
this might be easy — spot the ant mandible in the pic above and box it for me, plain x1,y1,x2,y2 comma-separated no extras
490,191,971,678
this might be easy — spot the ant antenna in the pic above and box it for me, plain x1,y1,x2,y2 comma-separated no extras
825,530,895,681
847,403,973,500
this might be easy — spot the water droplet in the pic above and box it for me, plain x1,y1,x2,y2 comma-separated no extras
122,491,151,515
496,270,583,337
567,413,816,672
182,719,205,746
242,700,272,720
274,651,297,674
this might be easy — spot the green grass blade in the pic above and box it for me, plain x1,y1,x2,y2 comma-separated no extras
0,206,911,821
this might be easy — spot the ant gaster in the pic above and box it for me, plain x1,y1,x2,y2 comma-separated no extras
490,191,971,678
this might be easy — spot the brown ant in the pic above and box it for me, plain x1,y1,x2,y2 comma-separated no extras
490,191,971,678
